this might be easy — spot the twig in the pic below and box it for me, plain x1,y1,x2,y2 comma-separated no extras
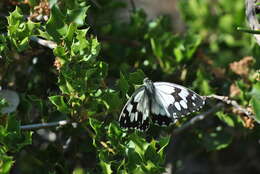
237,27,260,34
20,120,71,130
129,0,136,12
172,103,224,135
30,36,57,49
245,0,260,45
207,94,254,116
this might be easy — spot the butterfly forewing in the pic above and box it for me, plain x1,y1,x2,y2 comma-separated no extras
119,88,150,131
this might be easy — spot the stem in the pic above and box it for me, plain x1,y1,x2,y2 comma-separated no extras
30,36,57,49
20,120,71,130
237,27,260,34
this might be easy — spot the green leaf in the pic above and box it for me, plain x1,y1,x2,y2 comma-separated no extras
67,6,89,26
127,133,149,157
49,95,71,113
0,98,8,115
150,38,163,58
64,23,78,46
46,5,68,42
249,82,260,123
157,136,170,157
7,7,24,26
17,37,29,52
6,114,20,132
217,111,235,127
53,46,67,59
129,70,145,85
48,0,58,7
118,72,129,96
250,82,260,99
0,153,14,174
89,118,102,136
217,111,244,127
0,115,32,152
108,122,123,146
143,160,158,173
90,37,101,58
144,142,160,164
251,97,260,123
126,148,142,171
102,91,122,110
193,69,213,95
99,150,113,174
99,160,112,174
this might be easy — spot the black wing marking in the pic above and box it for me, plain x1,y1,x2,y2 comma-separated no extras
150,95,175,126
119,88,150,131
153,82,205,119
151,113,175,127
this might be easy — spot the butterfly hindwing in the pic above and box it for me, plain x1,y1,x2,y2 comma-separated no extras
119,88,150,131
151,113,175,127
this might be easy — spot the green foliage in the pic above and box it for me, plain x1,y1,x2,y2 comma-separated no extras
0,115,32,173
0,98,8,114
0,0,259,173
250,82,260,122
179,0,251,65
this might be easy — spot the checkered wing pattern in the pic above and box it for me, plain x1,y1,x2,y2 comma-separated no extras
118,79,205,131
119,88,150,131
151,82,205,126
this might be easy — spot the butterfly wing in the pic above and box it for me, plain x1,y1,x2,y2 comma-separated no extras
119,87,150,131
151,82,205,126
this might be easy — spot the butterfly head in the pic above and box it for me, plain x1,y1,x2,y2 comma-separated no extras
143,78,154,94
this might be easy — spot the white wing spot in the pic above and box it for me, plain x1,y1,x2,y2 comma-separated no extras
174,102,181,111
130,113,135,122
179,89,189,101
180,100,188,109
191,94,196,100
134,90,144,102
155,84,175,93
126,104,133,112
192,102,196,106
135,112,138,121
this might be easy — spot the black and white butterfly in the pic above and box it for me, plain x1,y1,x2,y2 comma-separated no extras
119,78,205,131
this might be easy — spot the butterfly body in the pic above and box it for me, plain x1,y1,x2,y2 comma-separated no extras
119,78,205,131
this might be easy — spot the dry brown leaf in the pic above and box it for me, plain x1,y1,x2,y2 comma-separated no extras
54,58,62,71
229,56,254,77
211,67,226,79
29,0,50,21
241,116,255,129
229,83,240,97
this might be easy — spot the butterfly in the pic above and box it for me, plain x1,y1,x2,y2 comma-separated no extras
118,78,205,131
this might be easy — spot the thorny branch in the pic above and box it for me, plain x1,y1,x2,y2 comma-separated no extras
207,94,257,122
20,120,71,130
30,36,57,49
